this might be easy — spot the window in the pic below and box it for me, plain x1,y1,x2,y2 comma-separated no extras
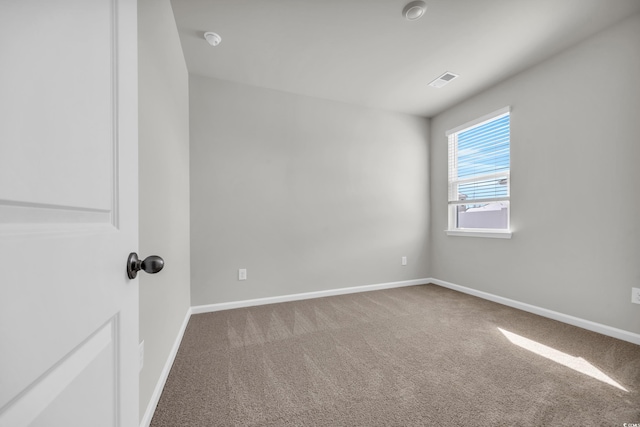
446,107,511,238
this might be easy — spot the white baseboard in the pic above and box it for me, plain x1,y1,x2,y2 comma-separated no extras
140,307,193,427
191,278,430,314
429,278,640,346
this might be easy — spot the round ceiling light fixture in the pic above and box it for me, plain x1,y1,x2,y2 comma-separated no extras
402,1,427,21
204,32,222,46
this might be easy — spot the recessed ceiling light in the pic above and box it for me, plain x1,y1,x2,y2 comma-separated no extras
403,1,427,21
204,32,221,47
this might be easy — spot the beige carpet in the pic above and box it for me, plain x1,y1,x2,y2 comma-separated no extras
150,284,640,426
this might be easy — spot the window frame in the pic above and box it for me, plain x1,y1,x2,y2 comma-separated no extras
445,107,512,239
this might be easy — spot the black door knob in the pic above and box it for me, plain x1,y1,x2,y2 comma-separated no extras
127,252,164,279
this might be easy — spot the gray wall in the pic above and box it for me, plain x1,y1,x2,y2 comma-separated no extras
138,0,191,421
190,76,430,305
430,13,640,334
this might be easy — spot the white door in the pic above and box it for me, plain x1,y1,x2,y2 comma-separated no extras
0,1,139,426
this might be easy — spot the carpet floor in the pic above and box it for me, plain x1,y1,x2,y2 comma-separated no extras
150,284,640,426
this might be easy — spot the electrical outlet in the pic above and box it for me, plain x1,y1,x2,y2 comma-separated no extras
238,269,247,281
139,341,144,372
401,256,407,266
632,287,640,304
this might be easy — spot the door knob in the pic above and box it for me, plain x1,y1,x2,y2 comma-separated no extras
127,252,164,279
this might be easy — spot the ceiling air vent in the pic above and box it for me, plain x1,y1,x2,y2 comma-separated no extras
428,71,459,88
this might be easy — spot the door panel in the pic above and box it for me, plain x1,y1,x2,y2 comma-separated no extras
0,0,115,210
2,321,116,427
0,0,138,426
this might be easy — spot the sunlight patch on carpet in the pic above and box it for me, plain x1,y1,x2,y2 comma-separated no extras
498,328,628,392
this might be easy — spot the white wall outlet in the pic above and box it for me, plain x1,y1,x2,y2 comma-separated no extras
238,268,247,281
632,287,640,304
401,256,407,266
139,340,144,372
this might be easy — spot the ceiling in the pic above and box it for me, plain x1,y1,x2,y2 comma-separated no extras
171,0,640,117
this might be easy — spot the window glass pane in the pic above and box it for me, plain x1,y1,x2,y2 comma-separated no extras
457,115,510,180
456,202,509,229
457,175,508,202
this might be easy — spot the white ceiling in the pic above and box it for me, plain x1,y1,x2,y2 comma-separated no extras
171,0,640,117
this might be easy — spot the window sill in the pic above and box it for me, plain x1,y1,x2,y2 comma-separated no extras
445,229,512,239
